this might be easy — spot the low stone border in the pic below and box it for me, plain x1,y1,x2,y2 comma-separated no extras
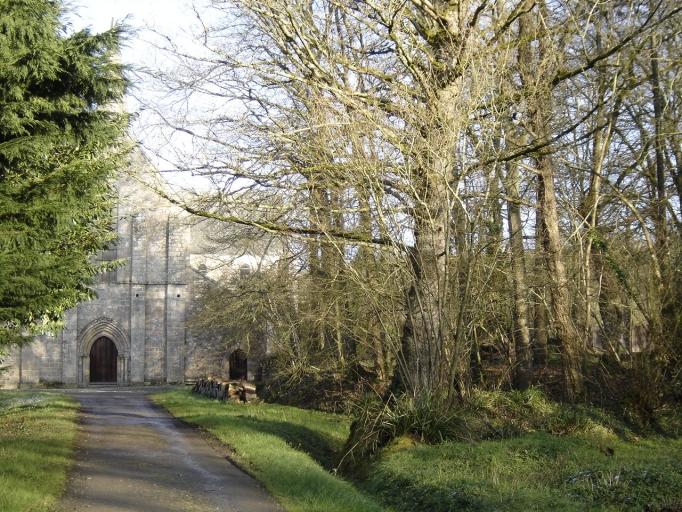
191,378,258,403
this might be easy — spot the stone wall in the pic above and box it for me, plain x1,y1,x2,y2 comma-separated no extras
0,174,270,390
0,176,196,388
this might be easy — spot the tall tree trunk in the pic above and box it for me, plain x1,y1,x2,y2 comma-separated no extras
533,213,549,366
405,175,451,396
537,156,586,401
519,0,584,401
504,163,532,390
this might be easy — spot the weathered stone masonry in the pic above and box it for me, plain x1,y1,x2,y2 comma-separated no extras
0,176,257,389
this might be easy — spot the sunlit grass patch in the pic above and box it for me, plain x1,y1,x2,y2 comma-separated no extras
0,392,79,512
361,432,682,511
154,388,682,511
152,388,387,512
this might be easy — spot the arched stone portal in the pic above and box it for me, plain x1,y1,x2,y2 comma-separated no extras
77,318,131,386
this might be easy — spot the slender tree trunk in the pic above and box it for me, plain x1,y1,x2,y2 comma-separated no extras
537,157,586,401
583,92,611,346
502,163,532,389
533,208,549,365
534,300,549,365
371,315,387,381
650,41,675,349
651,43,668,260
519,0,584,401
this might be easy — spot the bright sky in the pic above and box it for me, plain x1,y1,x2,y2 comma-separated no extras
69,0,198,173
69,1,228,190
69,0,190,66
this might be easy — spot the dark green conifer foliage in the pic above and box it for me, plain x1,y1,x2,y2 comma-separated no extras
0,0,130,347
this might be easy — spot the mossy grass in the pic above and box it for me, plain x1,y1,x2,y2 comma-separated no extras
341,388,682,510
341,387,675,470
361,432,682,511
351,388,682,511
151,388,386,512
0,391,79,512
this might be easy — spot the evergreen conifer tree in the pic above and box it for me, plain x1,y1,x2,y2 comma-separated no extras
0,0,130,348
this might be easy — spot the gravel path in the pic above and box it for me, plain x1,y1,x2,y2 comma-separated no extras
58,387,281,512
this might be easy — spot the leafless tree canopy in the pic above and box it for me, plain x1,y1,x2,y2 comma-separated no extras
135,0,682,408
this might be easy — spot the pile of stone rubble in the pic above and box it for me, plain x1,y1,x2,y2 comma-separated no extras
191,378,258,403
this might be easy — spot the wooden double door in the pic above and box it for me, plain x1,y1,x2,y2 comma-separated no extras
90,337,118,383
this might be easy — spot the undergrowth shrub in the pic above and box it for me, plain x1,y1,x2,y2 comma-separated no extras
338,387,620,474
338,392,463,472
468,388,554,425
594,350,681,429
618,353,667,427
654,406,682,437
545,407,593,435
258,357,381,413
645,498,682,512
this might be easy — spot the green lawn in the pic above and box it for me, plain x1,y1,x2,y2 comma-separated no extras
152,389,387,512
155,388,682,512
362,432,682,511
0,392,79,512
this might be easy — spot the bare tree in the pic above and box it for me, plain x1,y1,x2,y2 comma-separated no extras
133,0,682,404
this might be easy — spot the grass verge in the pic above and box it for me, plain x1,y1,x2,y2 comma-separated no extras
151,388,387,512
0,391,80,512
154,388,682,511
360,429,682,511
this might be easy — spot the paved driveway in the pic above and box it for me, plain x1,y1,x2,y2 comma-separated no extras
58,388,281,512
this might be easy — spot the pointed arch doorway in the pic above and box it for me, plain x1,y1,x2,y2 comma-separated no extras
90,337,118,383
77,318,130,386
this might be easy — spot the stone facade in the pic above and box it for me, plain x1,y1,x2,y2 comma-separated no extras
1,175,262,389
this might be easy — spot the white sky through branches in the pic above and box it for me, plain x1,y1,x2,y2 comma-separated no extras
70,0,186,51
70,0,199,184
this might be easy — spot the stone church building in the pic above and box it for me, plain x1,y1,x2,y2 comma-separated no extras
1,172,261,389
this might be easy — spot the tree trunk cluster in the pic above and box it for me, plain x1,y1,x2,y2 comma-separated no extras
139,0,682,408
